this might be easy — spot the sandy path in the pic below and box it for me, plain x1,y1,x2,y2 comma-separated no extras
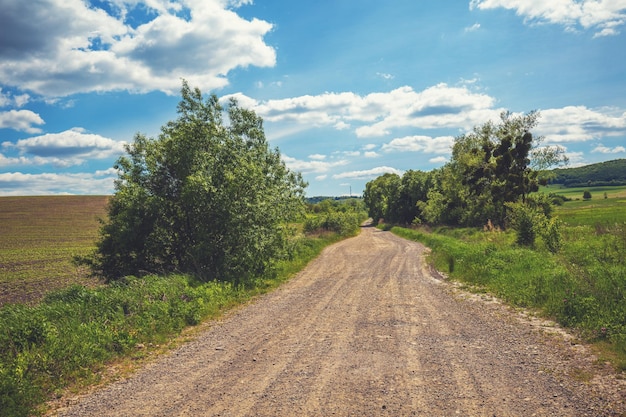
53,226,625,416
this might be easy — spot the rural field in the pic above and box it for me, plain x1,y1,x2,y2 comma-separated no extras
1,190,625,416
540,184,626,227
0,196,108,306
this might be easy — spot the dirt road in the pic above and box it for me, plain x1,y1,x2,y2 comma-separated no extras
54,226,625,416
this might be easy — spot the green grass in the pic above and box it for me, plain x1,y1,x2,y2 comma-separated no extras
554,197,626,227
390,193,626,371
0,196,109,305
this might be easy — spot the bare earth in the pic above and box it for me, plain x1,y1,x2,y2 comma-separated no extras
53,226,625,416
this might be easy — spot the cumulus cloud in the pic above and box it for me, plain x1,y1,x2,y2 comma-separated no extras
333,166,403,180
470,0,626,37
381,135,455,154
0,109,45,133
537,106,626,143
0,0,276,97
0,171,117,195
282,155,349,174
0,89,30,108
592,144,626,154
2,128,126,167
227,84,502,139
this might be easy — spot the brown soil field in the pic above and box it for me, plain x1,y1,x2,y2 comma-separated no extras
0,195,108,306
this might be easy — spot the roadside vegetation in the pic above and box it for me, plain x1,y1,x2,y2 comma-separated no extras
388,195,626,369
0,82,366,417
363,110,626,370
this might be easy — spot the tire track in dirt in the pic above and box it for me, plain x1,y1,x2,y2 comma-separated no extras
53,226,625,416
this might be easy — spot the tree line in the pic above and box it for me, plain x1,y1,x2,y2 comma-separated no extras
364,111,568,233
550,158,626,187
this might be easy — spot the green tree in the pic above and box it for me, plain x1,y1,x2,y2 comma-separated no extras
90,81,307,283
583,190,592,200
363,173,401,223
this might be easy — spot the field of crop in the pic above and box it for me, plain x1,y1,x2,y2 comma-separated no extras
0,196,109,306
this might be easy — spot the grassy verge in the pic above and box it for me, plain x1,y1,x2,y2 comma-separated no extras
0,230,346,417
390,211,626,370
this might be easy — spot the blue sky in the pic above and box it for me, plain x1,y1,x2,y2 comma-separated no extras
1,0,625,196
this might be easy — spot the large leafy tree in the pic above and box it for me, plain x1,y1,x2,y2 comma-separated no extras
91,81,307,283
363,173,401,223
453,111,566,226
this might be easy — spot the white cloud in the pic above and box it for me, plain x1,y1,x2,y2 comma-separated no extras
282,155,349,174
381,135,455,154
537,106,626,143
592,144,626,154
308,153,327,160
563,151,586,167
333,166,403,180
228,84,502,139
0,0,275,97
470,0,626,37
3,128,126,167
429,156,448,164
0,171,117,196
465,23,481,32
0,89,30,108
364,151,380,158
0,110,45,133
315,175,328,181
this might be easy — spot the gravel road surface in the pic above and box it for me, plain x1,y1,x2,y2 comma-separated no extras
53,226,625,416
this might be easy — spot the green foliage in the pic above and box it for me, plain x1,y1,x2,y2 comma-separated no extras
364,170,435,225
363,111,567,229
551,158,626,187
363,173,401,223
540,217,563,254
391,212,626,367
304,198,367,236
583,190,592,200
86,81,306,283
506,202,546,246
0,275,238,416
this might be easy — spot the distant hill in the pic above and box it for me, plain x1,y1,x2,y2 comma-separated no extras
550,159,626,187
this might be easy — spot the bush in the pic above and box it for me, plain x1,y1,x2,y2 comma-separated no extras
506,202,546,247
539,217,563,254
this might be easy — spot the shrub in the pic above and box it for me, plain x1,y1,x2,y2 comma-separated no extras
506,202,546,247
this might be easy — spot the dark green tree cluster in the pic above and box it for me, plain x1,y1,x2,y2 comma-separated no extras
364,111,568,230
363,170,434,224
551,158,626,187
87,82,307,283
